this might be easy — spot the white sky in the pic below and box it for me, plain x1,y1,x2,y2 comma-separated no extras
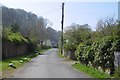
0,0,119,31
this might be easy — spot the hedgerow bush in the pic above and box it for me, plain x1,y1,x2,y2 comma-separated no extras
75,36,120,74
64,43,77,52
114,67,120,78
7,32,29,45
94,36,116,70
75,43,84,59
3,27,29,46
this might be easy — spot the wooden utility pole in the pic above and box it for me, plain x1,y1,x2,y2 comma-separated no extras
61,3,64,54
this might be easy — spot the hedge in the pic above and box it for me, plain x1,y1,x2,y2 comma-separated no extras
75,36,120,74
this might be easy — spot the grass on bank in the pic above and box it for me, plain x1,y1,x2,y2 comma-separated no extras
57,50,65,58
2,54,35,71
1,49,50,72
39,48,51,55
2,53,38,78
0,61,2,71
57,49,110,78
72,62,111,78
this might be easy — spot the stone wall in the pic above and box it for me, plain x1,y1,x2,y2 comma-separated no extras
64,50,77,60
2,41,28,59
68,50,77,60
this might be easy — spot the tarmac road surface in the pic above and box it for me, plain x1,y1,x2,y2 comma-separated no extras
12,48,91,78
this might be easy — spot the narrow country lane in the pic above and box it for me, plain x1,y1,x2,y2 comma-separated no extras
11,48,91,78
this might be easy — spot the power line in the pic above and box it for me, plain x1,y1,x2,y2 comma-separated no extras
39,7,61,15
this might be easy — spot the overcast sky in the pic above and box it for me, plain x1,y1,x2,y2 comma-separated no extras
0,0,119,31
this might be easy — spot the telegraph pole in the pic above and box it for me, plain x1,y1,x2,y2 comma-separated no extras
61,3,64,54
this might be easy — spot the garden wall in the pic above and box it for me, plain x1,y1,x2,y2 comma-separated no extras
64,50,77,60
2,41,28,59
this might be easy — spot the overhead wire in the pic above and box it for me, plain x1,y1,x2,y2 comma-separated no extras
39,7,61,15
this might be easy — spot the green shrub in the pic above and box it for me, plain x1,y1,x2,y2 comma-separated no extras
75,36,120,73
3,27,29,45
112,38,120,51
64,43,77,52
114,67,120,78
75,43,85,64
75,43,84,58
2,27,13,41
94,36,120,70
75,43,95,65
28,41,37,53
6,32,29,46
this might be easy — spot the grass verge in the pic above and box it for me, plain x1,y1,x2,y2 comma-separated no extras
72,62,111,78
2,53,37,78
2,53,36,71
0,61,2,71
39,48,51,55
1,49,49,77
57,50,75,62
57,50,65,58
